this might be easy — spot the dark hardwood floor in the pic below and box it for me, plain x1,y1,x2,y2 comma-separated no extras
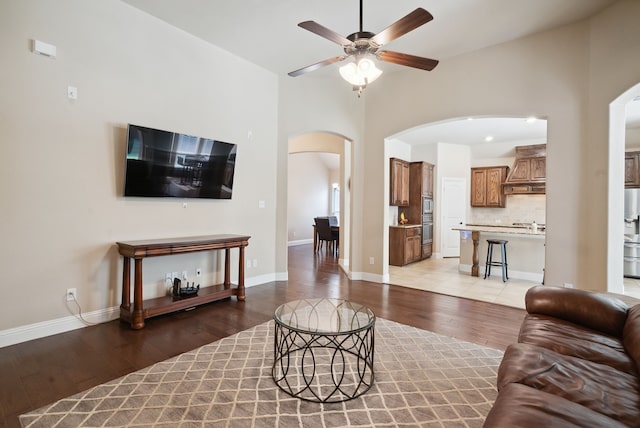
0,244,525,428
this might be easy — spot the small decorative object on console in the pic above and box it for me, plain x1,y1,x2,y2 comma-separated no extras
172,278,200,298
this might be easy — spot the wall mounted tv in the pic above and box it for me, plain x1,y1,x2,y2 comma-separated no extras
124,124,237,199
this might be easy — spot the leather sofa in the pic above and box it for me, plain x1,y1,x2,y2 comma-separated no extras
483,285,640,427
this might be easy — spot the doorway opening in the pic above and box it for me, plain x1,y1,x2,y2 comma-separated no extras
609,83,640,298
288,132,352,272
384,116,547,308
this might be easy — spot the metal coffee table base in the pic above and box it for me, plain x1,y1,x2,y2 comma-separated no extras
272,322,375,403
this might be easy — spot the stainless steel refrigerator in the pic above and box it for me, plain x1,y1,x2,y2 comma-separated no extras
624,189,640,277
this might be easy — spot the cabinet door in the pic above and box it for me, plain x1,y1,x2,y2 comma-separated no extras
404,235,422,263
390,158,410,206
423,163,434,197
411,235,422,263
486,168,505,207
531,157,546,180
470,169,487,207
625,153,640,187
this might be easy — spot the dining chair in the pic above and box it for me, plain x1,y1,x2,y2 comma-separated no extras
315,217,338,255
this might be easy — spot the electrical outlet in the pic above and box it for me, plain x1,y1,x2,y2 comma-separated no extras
369,257,375,265
165,273,172,282
182,270,188,280
196,268,202,277
564,283,574,289
252,259,258,268
66,288,77,301
172,271,179,280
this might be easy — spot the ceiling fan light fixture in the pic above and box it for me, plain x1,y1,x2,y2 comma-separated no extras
339,57,382,87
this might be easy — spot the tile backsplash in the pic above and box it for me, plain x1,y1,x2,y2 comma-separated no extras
470,195,546,225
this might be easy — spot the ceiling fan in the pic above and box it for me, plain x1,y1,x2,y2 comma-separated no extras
288,0,439,93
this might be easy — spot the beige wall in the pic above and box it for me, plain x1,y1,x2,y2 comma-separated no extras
287,153,333,242
0,0,278,333
3,0,640,343
587,0,640,293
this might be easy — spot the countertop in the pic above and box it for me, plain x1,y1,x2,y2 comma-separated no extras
452,224,545,236
390,224,421,229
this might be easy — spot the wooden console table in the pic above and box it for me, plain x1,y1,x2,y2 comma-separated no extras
117,234,250,329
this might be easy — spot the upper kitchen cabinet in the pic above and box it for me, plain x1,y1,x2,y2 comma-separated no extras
390,158,410,206
502,144,546,195
625,151,640,188
417,162,434,198
471,166,509,208
408,161,434,220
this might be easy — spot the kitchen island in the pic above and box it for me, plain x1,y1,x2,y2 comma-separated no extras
452,225,545,282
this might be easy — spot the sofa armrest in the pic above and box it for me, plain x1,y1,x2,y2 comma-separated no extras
525,286,628,338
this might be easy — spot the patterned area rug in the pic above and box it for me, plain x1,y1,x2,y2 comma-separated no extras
20,319,503,427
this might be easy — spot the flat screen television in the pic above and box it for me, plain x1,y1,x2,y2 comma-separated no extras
124,124,237,199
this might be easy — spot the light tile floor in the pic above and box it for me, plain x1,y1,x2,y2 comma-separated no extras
388,257,640,309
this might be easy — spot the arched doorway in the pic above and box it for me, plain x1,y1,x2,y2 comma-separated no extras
385,116,548,307
608,82,640,296
288,132,352,272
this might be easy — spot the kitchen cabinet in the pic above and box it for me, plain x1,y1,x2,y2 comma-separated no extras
389,225,422,266
390,158,410,206
626,151,640,187
420,162,434,198
471,166,509,208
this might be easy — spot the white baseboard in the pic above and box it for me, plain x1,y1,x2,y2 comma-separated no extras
349,271,385,283
0,306,121,348
0,275,277,349
287,239,313,247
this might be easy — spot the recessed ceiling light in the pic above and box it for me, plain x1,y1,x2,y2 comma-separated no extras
484,135,494,142
525,116,537,123
467,117,474,121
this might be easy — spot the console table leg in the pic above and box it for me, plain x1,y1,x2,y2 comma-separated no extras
238,246,246,301
121,257,130,311
131,258,145,329
224,248,230,289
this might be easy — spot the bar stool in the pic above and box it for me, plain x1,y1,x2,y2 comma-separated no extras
484,239,509,282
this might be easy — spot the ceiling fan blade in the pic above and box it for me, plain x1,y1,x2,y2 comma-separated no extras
378,50,439,71
298,21,352,46
370,8,433,46
288,56,347,77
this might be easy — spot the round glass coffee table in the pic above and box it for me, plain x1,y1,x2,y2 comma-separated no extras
272,298,376,403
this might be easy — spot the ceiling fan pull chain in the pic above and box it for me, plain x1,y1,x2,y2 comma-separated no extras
359,0,363,32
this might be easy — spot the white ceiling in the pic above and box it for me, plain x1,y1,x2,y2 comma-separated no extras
122,0,615,78
121,0,630,155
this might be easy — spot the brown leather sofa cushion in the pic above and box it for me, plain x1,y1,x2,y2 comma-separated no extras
525,286,628,337
519,313,636,375
482,383,627,428
497,343,640,426
624,305,640,371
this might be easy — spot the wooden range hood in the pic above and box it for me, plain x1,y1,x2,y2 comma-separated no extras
502,144,546,195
